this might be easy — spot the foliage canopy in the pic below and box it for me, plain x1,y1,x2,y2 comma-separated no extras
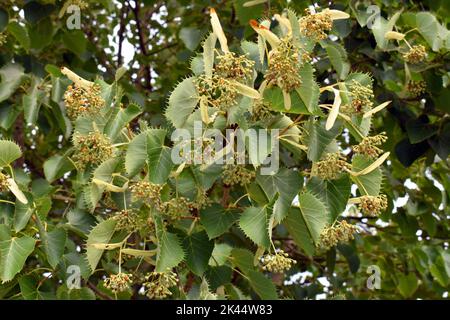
0,0,449,300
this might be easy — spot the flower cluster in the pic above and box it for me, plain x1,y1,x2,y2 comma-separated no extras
195,52,254,112
104,273,133,293
353,133,387,159
164,197,191,218
130,181,165,211
113,209,143,233
0,33,7,46
251,99,273,122
143,270,178,299
65,0,89,9
358,194,388,217
344,79,374,114
406,80,427,97
64,84,105,121
214,52,254,80
72,130,113,169
403,45,427,64
318,220,358,250
0,172,9,192
311,153,350,180
261,250,297,273
195,75,238,111
192,190,213,210
222,164,256,186
265,37,302,92
299,9,333,41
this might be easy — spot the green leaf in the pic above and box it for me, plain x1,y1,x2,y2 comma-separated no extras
405,117,438,144
209,243,233,266
62,30,87,56
337,244,360,274
264,87,309,114
0,104,21,130
115,67,127,82
324,42,350,80
28,17,54,52
57,285,96,300
41,228,67,269
371,10,402,50
284,207,315,256
231,248,255,275
104,104,142,141
0,9,9,31
296,191,329,244
23,77,45,125
0,63,25,104
182,231,214,276
165,77,199,128
86,219,117,274
305,119,341,162
0,140,22,166
179,27,203,51
239,207,270,248
256,168,303,223
200,204,239,239
206,265,232,290
247,270,278,300
155,231,185,272
351,154,383,196
296,64,320,114
203,33,216,79
234,0,265,24
0,236,36,283
306,175,351,223
149,146,174,185
125,129,157,177
7,22,30,51
125,128,172,181
19,275,55,300
416,12,448,51
397,273,418,298
43,154,74,183
14,199,34,233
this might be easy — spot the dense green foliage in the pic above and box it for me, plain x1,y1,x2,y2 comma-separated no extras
0,0,449,300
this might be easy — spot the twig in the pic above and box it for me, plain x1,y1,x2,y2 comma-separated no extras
87,281,113,300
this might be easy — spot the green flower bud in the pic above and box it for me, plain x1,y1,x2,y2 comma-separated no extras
403,45,427,64
261,249,297,273
318,220,358,250
72,130,113,169
299,9,333,41
353,133,387,159
0,172,9,192
343,79,374,114
222,165,256,186
64,84,104,121
406,80,426,97
143,270,178,299
104,272,133,293
215,52,254,80
311,153,350,180
265,36,302,92
358,194,388,217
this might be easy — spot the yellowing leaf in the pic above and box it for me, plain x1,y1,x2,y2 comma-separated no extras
325,88,341,130
385,31,405,40
352,152,390,176
209,8,229,53
363,101,391,118
7,178,28,204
